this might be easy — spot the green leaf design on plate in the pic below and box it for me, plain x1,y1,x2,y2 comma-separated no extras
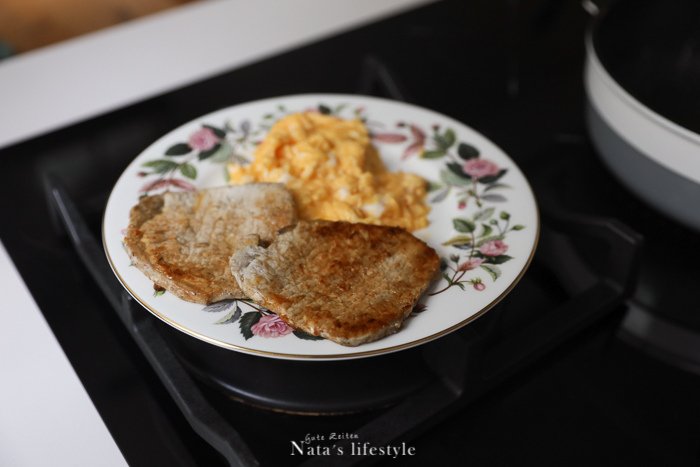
421,149,447,159
481,193,507,203
293,330,324,341
433,128,456,151
165,143,192,156
203,124,226,138
239,311,262,340
446,162,471,179
453,218,476,233
512,224,526,231
215,304,242,324
440,169,472,187
143,159,178,173
208,141,233,163
442,234,473,247
202,300,235,313
426,180,443,192
483,182,510,192
480,223,493,237
457,142,479,160
198,143,222,161
473,207,495,222
179,163,197,180
318,104,332,115
480,264,502,281
431,188,450,203
482,254,513,265
479,169,508,184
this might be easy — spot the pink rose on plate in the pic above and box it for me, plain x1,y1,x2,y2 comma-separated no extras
463,158,500,179
251,314,293,338
458,258,484,271
479,239,509,257
188,127,220,151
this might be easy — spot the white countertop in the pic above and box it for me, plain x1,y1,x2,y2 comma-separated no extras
0,0,432,464
0,242,127,467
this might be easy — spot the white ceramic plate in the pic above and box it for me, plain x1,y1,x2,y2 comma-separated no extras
103,94,539,360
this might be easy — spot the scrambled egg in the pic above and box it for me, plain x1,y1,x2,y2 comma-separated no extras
227,112,429,231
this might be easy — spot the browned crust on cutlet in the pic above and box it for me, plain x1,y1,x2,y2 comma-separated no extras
123,184,296,304
231,220,440,346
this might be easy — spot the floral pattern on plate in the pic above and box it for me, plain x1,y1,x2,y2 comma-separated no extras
104,94,538,359
134,102,526,341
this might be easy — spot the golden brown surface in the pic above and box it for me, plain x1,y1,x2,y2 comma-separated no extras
228,112,430,232
124,184,296,304
231,220,440,346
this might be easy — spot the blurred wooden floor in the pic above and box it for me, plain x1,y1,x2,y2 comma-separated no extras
0,0,198,53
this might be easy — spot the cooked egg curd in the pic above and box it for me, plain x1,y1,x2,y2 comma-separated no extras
227,112,429,231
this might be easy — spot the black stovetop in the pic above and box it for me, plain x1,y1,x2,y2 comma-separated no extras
2,1,700,466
